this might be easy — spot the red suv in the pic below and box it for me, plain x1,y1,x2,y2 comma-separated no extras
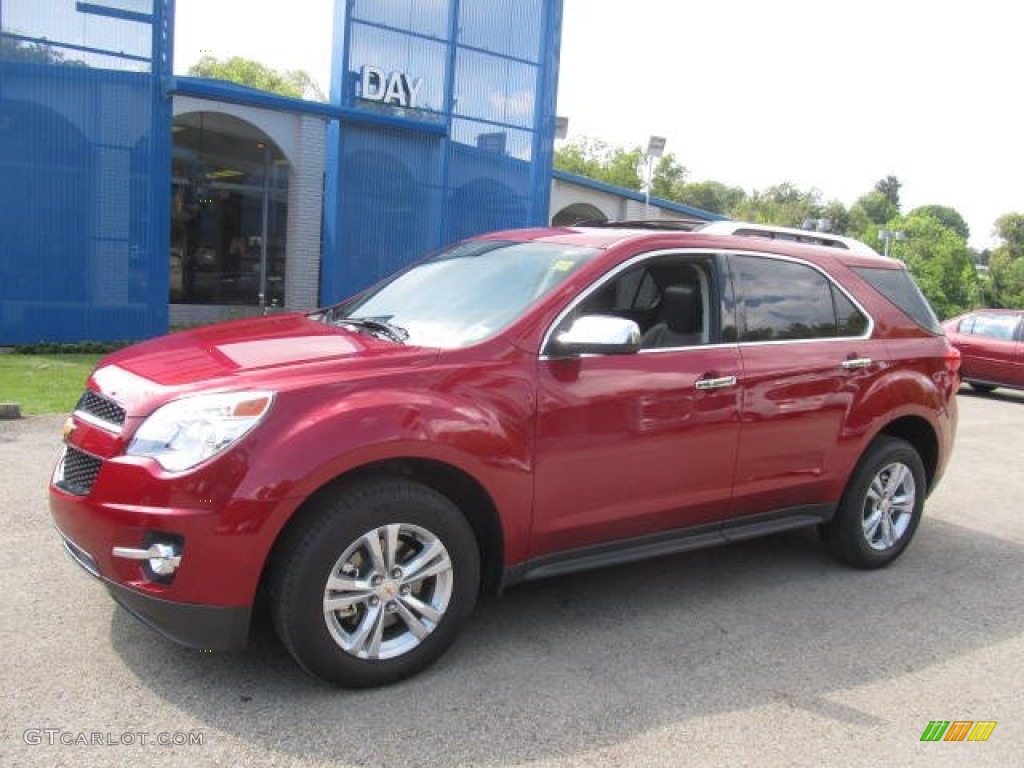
50,224,960,687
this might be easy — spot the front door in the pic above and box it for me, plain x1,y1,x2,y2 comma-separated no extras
530,253,742,558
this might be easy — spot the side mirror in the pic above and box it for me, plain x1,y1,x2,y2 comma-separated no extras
550,315,642,356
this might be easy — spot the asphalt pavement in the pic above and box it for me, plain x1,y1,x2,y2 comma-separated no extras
2,387,1022,767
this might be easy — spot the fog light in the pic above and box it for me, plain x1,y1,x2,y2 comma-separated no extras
112,541,182,576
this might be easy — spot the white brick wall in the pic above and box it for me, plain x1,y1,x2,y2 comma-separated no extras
285,115,326,311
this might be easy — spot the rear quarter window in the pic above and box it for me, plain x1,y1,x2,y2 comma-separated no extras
852,266,942,334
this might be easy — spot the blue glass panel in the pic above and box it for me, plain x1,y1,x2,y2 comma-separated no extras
326,125,443,300
454,49,536,128
350,0,450,39
0,0,168,343
346,23,448,114
458,0,542,62
450,118,533,162
2,0,152,71
445,119,531,242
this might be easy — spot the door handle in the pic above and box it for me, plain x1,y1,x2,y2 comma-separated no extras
840,357,873,370
695,375,738,390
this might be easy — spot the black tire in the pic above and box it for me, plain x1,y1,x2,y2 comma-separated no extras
967,381,997,394
268,477,480,687
822,436,926,569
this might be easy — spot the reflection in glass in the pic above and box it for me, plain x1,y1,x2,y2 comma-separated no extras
171,112,289,307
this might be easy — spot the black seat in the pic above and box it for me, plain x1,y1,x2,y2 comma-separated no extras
641,283,702,348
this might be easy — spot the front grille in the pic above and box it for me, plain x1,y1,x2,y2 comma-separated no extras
58,446,103,496
75,390,126,430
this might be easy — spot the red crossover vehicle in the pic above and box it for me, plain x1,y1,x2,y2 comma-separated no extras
943,309,1023,393
50,223,960,687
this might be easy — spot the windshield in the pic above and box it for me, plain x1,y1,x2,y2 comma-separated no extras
324,239,600,348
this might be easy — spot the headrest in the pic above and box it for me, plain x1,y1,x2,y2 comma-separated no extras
662,283,700,334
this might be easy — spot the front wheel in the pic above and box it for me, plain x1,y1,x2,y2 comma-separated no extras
823,436,926,569
268,478,480,687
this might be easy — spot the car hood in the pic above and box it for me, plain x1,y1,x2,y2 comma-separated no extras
90,313,438,413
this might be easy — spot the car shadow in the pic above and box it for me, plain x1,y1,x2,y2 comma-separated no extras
110,518,1024,767
957,385,1024,404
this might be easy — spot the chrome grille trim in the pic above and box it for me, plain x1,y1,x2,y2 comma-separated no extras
74,390,125,433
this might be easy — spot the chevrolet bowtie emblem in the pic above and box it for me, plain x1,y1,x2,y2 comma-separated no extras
62,417,76,441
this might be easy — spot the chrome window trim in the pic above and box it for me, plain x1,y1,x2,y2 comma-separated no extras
725,249,875,344
539,248,717,359
538,247,875,360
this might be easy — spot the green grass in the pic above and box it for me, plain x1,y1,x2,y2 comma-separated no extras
0,354,104,415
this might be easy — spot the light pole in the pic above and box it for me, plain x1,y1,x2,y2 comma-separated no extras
879,228,906,258
643,135,666,218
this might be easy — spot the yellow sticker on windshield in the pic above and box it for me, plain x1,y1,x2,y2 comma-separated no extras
551,259,576,272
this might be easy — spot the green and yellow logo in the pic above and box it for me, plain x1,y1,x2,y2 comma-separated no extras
920,720,997,742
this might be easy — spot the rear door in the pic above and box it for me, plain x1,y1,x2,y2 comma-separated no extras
726,252,885,516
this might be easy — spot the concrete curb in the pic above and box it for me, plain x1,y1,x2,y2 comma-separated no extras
0,403,22,420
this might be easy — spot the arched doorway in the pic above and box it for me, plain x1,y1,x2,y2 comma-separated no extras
171,112,290,307
552,202,608,226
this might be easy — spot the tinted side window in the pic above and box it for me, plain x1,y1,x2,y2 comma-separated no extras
833,286,869,336
966,313,1020,341
853,266,941,334
732,255,839,341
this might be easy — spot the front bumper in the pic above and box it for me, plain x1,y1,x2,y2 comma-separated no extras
58,528,251,651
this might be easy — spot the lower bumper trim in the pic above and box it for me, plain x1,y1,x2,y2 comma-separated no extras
106,581,251,651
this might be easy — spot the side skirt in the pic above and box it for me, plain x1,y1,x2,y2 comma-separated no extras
503,504,835,586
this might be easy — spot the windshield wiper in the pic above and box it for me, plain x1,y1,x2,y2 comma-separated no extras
329,315,409,343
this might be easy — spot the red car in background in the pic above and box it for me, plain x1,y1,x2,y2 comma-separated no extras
943,309,1024,393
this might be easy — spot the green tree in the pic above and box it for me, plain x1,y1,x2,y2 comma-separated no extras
875,175,902,211
885,214,979,318
730,182,826,228
847,190,899,241
554,137,643,190
188,55,325,101
675,180,747,216
650,152,687,200
994,213,1024,257
986,213,1024,307
909,205,970,241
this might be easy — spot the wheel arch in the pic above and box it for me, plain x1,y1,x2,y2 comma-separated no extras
876,415,940,494
260,457,506,602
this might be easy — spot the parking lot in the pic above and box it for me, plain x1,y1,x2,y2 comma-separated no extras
2,387,1021,767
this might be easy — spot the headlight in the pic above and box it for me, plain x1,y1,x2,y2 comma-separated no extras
126,391,274,472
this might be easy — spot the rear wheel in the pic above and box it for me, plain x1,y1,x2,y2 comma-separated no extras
823,436,926,569
269,478,480,687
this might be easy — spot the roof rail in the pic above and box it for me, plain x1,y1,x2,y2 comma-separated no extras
697,221,880,255
573,218,706,231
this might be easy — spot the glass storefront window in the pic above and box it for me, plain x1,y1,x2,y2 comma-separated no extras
350,0,450,40
171,112,288,307
458,0,543,62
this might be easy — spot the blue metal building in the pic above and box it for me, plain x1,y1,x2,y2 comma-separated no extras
0,0,564,344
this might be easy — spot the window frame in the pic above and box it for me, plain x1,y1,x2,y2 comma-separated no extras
539,249,731,358
725,250,874,345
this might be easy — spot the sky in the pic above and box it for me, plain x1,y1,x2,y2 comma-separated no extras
174,0,1023,250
